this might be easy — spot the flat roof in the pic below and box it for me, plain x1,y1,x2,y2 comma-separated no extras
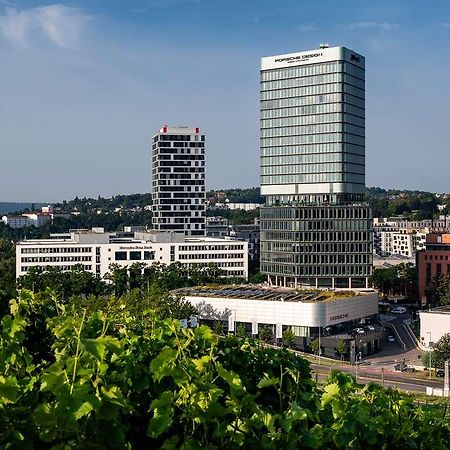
175,286,373,303
421,306,450,315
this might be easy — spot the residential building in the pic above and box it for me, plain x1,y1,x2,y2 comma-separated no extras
16,229,248,279
226,203,263,211
373,218,433,257
2,215,32,228
417,233,450,304
229,220,260,262
206,217,229,238
151,125,206,236
259,45,372,289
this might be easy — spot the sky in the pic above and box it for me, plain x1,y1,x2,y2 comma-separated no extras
1,0,450,202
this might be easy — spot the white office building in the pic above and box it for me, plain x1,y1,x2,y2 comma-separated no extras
16,230,248,279
179,286,380,359
152,125,206,236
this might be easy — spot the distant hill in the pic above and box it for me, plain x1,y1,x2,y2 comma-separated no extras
0,203,47,215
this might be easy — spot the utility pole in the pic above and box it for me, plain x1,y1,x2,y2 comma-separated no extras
318,326,321,365
428,331,432,379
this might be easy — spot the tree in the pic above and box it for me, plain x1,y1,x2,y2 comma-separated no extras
336,339,347,361
282,327,296,348
310,338,320,355
429,275,450,307
236,324,247,339
426,333,450,369
259,325,273,343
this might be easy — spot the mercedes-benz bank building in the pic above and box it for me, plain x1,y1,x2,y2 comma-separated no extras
178,287,381,359
260,46,373,290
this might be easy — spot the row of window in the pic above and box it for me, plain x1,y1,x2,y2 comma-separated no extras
261,82,365,102
261,218,371,233
261,93,365,111
261,142,364,157
261,162,364,176
178,244,244,252
261,206,371,220
261,61,364,82
21,247,92,254
179,253,245,260
261,261,371,277
261,152,364,166
21,256,92,263
261,132,365,148
158,134,205,142
115,251,155,261
262,239,371,253
21,264,93,272
261,123,365,139
261,112,364,129
424,254,450,261
260,102,364,120
261,172,364,185
261,72,365,92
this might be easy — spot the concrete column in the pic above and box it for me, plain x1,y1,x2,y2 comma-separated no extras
331,277,335,290
349,277,352,289
284,276,287,287
315,277,318,289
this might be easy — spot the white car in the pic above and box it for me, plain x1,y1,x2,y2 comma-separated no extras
355,328,365,334
391,306,407,314
367,325,375,331
387,335,395,343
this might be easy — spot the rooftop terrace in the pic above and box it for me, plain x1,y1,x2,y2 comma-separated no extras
175,286,372,303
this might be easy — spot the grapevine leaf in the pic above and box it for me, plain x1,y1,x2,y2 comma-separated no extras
147,391,174,438
0,376,18,404
74,401,94,420
192,355,210,373
257,375,279,389
322,382,339,406
216,363,245,394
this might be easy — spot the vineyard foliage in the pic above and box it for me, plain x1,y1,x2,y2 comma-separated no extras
2,290,450,449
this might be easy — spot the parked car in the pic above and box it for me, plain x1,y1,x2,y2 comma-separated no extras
436,369,445,377
355,328,365,334
367,325,375,332
391,306,407,314
387,335,395,343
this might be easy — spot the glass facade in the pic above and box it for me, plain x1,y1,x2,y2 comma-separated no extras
259,47,372,288
260,54,365,196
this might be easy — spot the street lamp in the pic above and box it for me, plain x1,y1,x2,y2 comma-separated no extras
355,352,362,381
318,326,321,365
427,331,432,379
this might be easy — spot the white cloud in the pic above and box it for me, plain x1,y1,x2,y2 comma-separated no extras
440,22,450,28
296,23,318,32
343,21,399,31
0,4,90,48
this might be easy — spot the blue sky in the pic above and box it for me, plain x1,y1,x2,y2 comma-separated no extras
1,0,450,201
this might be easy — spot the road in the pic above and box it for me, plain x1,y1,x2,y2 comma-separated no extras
309,362,442,393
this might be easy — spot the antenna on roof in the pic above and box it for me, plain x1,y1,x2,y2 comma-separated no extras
319,43,330,49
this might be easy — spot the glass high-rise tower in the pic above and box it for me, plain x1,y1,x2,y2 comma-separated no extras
260,46,372,289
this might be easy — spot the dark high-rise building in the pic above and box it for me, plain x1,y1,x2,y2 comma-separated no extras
259,46,373,289
152,125,206,236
